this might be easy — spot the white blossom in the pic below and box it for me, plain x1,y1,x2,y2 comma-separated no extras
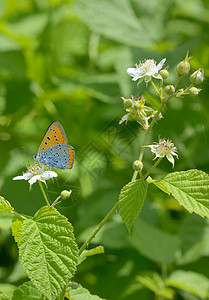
146,138,178,167
13,164,58,186
127,58,166,83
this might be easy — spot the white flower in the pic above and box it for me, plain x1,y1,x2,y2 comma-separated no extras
127,58,166,83
13,164,58,186
146,138,178,167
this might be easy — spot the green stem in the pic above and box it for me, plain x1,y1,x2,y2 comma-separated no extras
11,211,27,220
79,201,121,255
50,196,61,208
143,157,163,179
151,80,161,96
38,181,50,207
131,99,166,181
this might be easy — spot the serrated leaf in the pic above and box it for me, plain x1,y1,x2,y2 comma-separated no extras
160,170,209,218
12,217,24,244
166,270,209,299
0,283,16,299
0,212,13,228
78,246,104,264
66,285,106,300
129,219,180,264
19,206,78,300
150,180,170,195
0,196,14,212
12,282,44,300
137,273,174,299
119,179,148,232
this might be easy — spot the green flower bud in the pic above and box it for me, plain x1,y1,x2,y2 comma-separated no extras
123,99,133,109
133,160,143,171
190,69,204,84
160,69,169,79
133,102,141,110
189,87,201,96
61,190,72,200
165,85,175,95
176,51,191,76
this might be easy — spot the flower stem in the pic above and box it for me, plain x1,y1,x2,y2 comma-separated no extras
79,201,121,255
50,196,61,208
131,99,166,181
143,157,163,179
150,80,161,96
38,181,50,207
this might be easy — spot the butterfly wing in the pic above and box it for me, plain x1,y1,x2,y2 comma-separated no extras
37,121,68,155
37,144,75,169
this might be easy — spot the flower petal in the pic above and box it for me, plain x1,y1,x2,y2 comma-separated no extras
166,154,175,167
156,58,166,71
42,171,58,180
28,175,41,185
119,113,130,124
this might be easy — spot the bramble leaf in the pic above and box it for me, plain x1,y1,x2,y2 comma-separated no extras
166,270,209,299
12,282,44,300
19,206,78,300
160,170,209,218
0,196,14,213
119,179,148,232
78,246,104,264
12,217,24,244
66,285,105,300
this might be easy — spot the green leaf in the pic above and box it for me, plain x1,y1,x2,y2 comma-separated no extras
160,170,209,218
137,273,175,300
74,0,170,47
0,212,13,228
66,285,106,300
149,180,170,195
0,196,14,212
12,282,44,300
166,270,209,299
12,217,24,244
129,219,180,264
19,206,78,300
119,179,148,232
0,283,16,299
178,214,209,265
78,246,104,264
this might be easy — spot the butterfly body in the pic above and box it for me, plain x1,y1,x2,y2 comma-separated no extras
35,121,75,170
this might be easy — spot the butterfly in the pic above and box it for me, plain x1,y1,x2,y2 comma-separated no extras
34,121,75,170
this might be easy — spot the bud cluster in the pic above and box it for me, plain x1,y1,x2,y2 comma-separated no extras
119,96,160,130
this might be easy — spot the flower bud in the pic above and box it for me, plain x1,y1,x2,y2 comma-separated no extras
133,102,141,110
189,87,201,96
164,85,175,95
190,69,204,84
61,190,72,200
176,51,191,76
133,160,143,171
123,99,133,109
160,69,169,79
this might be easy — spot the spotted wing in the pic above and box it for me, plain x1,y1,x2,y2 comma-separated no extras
38,121,68,155
38,144,75,169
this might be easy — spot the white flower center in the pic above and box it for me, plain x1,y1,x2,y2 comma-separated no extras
158,139,176,154
140,59,156,75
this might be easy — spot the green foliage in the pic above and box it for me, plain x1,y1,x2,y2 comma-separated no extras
78,246,104,264
119,179,148,232
12,217,24,244
18,206,78,300
66,285,105,300
0,0,209,299
166,270,209,299
12,281,44,300
159,170,209,218
0,196,14,212
129,219,180,264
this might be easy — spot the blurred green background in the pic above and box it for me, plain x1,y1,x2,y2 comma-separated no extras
0,0,209,299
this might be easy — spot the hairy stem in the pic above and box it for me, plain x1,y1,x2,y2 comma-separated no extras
79,201,121,255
